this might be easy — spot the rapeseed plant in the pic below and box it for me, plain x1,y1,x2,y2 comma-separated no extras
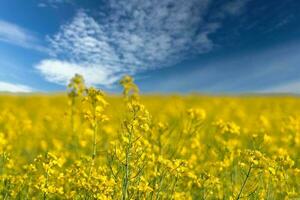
0,74,299,199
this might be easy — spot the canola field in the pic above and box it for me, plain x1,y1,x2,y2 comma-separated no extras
0,75,300,199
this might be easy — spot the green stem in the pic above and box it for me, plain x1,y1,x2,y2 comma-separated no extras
88,104,98,179
92,123,98,160
122,127,132,200
70,97,78,152
236,165,252,200
44,168,49,200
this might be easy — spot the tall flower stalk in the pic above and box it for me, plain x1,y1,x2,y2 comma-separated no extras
119,76,151,199
83,87,109,174
67,74,85,152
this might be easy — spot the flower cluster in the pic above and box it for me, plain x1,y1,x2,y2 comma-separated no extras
0,74,299,199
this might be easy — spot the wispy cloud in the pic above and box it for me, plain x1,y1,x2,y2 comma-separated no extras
0,81,33,93
260,81,300,94
38,0,72,8
36,0,251,86
146,41,300,93
222,0,251,16
0,20,47,52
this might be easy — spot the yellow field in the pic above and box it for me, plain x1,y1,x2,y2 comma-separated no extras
0,75,300,199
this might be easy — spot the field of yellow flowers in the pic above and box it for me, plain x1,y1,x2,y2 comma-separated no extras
0,74,300,199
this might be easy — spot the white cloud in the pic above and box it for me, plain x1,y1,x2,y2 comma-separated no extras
37,0,251,86
35,59,121,86
0,82,33,93
0,20,47,52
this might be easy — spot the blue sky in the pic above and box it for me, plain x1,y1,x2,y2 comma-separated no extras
0,0,300,93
